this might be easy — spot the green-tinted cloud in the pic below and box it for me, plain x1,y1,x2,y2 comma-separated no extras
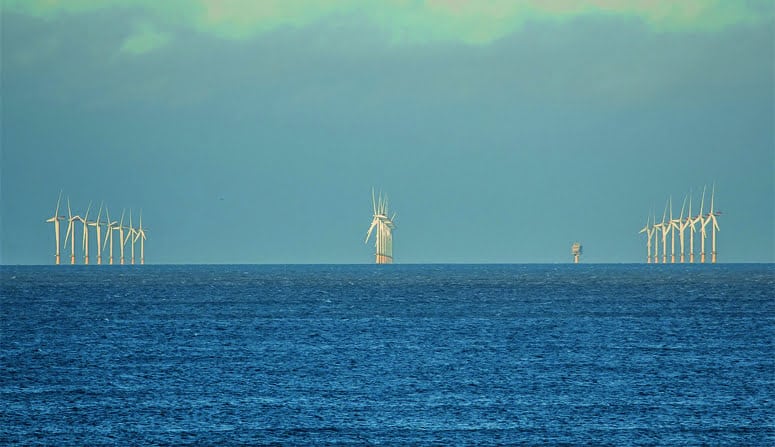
4,0,772,49
121,23,170,54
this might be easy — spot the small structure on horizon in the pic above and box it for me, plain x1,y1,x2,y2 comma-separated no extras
571,242,582,264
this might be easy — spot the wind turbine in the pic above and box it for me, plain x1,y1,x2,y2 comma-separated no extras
135,210,147,265
102,207,118,265
668,196,678,263
659,200,670,264
63,198,80,265
638,214,655,264
80,202,92,265
45,191,66,265
687,189,699,263
88,203,104,265
365,189,396,264
676,195,691,263
118,209,127,265
706,184,721,263
697,186,708,263
125,210,136,265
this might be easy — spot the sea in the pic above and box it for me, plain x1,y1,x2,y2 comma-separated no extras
1,264,773,446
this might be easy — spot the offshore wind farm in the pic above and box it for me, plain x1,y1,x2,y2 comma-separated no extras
46,191,147,265
46,184,730,265
639,185,722,264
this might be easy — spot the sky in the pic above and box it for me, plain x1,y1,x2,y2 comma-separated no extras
1,0,773,264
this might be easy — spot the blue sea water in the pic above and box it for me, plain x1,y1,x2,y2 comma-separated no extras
1,264,773,446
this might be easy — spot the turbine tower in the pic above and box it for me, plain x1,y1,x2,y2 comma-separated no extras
88,203,104,265
135,210,147,265
659,201,670,264
571,242,582,264
126,210,136,265
697,186,708,263
707,184,721,263
676,195,691,263
365,189,396,264
64,198,80,265
639,215,655,264
118,210,127,265
103,207,118,265
652,219,661,264
668,197,678,263
79,202,92,265
687,190,698,263
45,191,65,265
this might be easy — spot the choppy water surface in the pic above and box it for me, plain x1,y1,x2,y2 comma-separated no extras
1,264,773,445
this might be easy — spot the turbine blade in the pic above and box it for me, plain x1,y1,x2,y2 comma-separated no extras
55,190,62,216
710,182,716,213
365,220,377,243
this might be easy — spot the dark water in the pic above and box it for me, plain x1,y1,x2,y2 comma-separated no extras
1,264,773,445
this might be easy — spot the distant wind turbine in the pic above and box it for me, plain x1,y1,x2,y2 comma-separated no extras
365,189,396,264
658,200,670,264
639,214,656,264
705,184,721,263
668,197,678,263
88,203,104,265
45,191,65,265
135,210,147,265
697,186,708,263
103,207,118,265
80,202,92,265
125,210,136,265
676,194,692,263
118,209,127,265
63,198,80,265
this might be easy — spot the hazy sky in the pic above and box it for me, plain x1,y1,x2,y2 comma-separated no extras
2,0,773,264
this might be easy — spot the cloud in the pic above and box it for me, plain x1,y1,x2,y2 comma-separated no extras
120,23,170,54
4,0,772,49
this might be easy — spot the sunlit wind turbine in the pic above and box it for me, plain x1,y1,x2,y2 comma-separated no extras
45,191,65,265
63,198,80,265
639,214,656,264
697,186,708,263
80,202,92,265
365,189,396,264
88,203,104,265
103,207,118,265
135,210,147,265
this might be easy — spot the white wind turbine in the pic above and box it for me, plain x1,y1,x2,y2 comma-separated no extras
88,203,104,265
365,189,397,264
651,214,660,264
687,189,700,263
45,191,66,265
118,209,128,265
134,210,147,265
676,195,692,263
696,186,708,263
639,214,655,264
80,202,92,265
668,196,678,263
125,210,137,265
63,198,81,265
706,184,721,264
658,201,670,264
102,207,118,265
